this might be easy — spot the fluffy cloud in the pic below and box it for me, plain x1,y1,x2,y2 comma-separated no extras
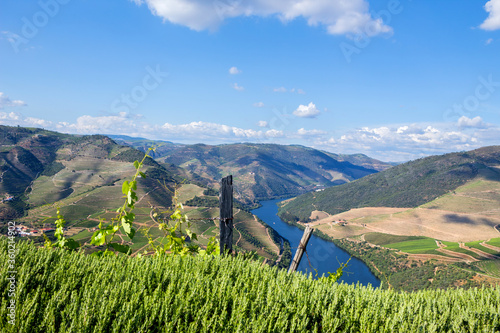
313,122,494,161
253,102,265,108
131,0,392,36
161,121,286,140
480,0,500,30
0,112,283,142
54,114,283,142
0,112,21,121
0,92,26,109
2,110,499,162
293,102,320,118
458,116,486,129
229,66,241,74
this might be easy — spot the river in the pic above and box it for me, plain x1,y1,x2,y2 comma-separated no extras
251,199,381,287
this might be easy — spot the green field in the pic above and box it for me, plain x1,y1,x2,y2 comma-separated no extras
177,184,206,203
475,260,500,278
71,229,93,242
441,241,482,259
364,233,428,246
487,238,500,247
384,237,440,255
465,240,500,255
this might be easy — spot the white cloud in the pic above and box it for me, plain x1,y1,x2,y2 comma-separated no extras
458,116,487,129
25,117,53,127
0,112,21,121
486,38,494,45
297,128,326,136
273,87,305,94
0,92,27,109
132,0,392,36
314,122,491,161
0,112,283,142
293,102,320,118
232,83,244,91
2,110,499,162
253,102,265,108
265,129,284,138
273,87,287,93
160,121,284,140
229,66,241,74
480,0,500,31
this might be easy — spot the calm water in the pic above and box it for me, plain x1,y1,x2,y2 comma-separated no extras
252,199,381,287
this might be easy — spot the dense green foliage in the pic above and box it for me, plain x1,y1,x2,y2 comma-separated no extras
203,187,219,196
40,161,65,177
2,239,500,332
279,146,500,222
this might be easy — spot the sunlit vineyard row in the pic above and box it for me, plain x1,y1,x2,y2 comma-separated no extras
1,239,499,332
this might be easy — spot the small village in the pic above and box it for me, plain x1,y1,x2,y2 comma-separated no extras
10,224,55,237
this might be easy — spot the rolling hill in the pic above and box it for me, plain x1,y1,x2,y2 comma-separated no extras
276,146,500,288
0,126,287,262
111,137,393,203
0,125,179,221
278,146,500,223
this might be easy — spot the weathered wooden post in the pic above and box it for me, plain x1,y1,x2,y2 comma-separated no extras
288,225,313,273
219,175,233,255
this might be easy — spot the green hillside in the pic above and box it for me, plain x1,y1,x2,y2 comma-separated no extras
278,146,500,222
1,239,499,332
0,126,180,221
0,126,286,262
128,142,392,203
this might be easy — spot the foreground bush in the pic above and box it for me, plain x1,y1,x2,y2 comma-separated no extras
1,239,499,332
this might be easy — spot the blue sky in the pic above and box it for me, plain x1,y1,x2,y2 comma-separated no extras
1,0,500,161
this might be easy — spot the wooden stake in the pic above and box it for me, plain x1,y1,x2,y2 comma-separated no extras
219,175,233,255
288,226,313,273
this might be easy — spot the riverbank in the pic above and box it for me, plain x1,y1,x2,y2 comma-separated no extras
252,199,380,286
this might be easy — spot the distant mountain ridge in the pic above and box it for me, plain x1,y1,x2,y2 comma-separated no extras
0,126,392,221
111,137,393,202
278,146,500,222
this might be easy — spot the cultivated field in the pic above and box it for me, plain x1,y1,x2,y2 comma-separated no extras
310,178,500,243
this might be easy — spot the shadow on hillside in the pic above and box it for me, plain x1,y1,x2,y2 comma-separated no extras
444,214,475,224
444,214,496,226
